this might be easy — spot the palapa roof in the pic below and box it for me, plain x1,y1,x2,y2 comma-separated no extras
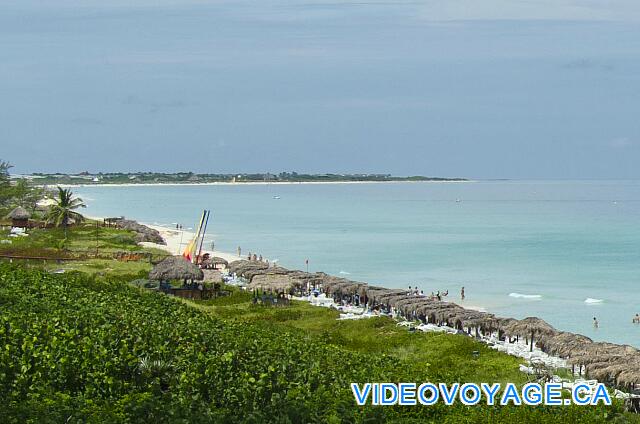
210,256,229,265
228,260,269,276
7,206,30,220
616,369,640,387
587,362,633,383
149,256,204,281
567,342,638,365
503,316,557,337
540,332,592,358
248,273,301,292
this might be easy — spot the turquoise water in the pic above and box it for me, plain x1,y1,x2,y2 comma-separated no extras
75,181,640,346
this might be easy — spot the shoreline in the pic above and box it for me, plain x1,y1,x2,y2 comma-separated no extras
140,223,241,265
229,260,640,395
88,213,639,393
51,180,474,188
86,214,242,264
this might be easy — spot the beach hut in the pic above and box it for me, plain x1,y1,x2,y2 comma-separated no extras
149,256,204,282
504,317,557,352
7,206,30,228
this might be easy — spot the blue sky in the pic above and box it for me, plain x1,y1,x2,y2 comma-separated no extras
2,0,640,178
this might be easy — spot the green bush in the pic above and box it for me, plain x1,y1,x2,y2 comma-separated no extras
0,264,634,423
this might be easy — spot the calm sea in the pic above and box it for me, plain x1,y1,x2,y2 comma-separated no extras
75,180,640,346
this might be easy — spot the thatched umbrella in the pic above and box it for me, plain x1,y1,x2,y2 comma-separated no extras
543,332,593,358
228,260,269,276
567,342,638,366
363,288,404,304
149,256,204,281
504,317,557,352
211,256,229,267
616,369,640,388
395,297,431,315
7,206,31,227
585,356,640,384
587,362,632,383
8,206,30,220
452,310,495,333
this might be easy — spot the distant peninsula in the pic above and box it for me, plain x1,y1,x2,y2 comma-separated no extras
22,172,468,185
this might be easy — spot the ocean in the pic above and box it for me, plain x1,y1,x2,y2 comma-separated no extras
74,180,640,346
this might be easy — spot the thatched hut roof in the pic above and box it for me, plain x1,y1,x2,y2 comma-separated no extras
394,297,431,314
452,310,495,329
228,260,269,276
149,256,204,281
567,342,638,365
503,317,557,337
363,287,404,302
616,369,640,387
248,273,301,292
542,332,593,357
587,362,633,383
7,206,30,220
210,256,229,266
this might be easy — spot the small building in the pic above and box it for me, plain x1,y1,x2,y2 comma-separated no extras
7,206,31,228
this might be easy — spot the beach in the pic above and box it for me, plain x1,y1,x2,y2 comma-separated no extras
75,180,640,347
139,223,241,264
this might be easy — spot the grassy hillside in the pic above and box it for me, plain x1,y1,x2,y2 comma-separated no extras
0,223,166,277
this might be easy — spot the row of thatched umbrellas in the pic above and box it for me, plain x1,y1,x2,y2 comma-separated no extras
226,259,640,390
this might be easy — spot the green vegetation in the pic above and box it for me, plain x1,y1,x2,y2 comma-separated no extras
0,219,167,278
45,187,86,237
0,265,635,423
28,171,467,185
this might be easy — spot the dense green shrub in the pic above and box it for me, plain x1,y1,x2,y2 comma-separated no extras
0,265,634,423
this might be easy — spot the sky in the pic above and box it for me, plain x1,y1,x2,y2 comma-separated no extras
2,0,640,179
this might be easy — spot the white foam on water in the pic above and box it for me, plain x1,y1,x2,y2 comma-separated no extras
509,292,542,300
584,298,604,304
339,271,351,275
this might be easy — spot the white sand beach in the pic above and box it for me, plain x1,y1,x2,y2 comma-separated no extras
58,180,473,189
140,223,242,264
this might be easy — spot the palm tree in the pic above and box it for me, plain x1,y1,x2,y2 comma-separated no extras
46,186,86,238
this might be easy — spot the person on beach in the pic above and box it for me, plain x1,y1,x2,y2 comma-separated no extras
593,317,599,329
258,254,263,262
461,286,465,301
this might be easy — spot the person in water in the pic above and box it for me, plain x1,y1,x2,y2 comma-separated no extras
593,317,599,329
461,286,465,301
633,314,640,324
